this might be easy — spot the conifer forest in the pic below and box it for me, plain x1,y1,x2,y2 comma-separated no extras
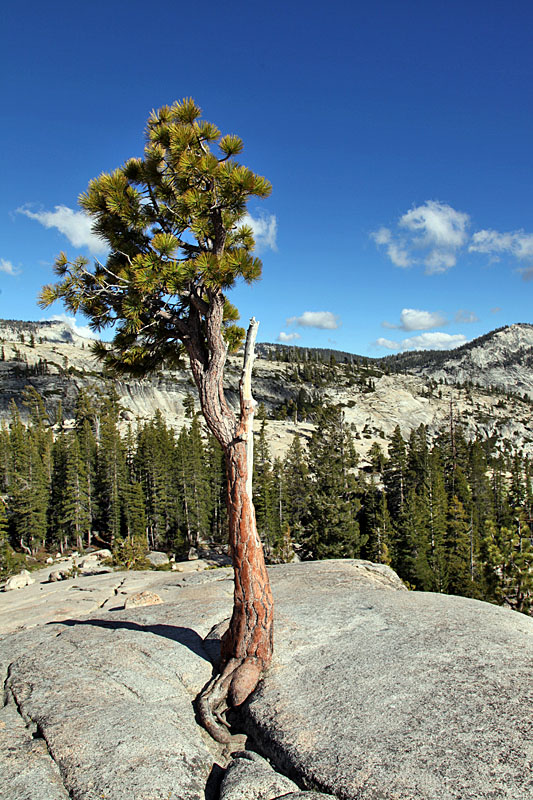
1,384,531,616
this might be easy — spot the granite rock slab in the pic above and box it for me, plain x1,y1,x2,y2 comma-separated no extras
240,567,533,800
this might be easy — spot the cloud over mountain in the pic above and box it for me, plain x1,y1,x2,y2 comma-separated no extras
286,311,341,330
376,331,467,351
383,308,448,331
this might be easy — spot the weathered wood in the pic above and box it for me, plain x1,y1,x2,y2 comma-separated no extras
194,315,274,742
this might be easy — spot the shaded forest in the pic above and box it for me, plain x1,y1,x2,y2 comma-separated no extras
1,386,531,615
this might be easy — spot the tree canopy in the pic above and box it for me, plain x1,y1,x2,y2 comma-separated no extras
39,97,271,379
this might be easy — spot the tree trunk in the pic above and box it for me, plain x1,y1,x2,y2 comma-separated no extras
221,439,274,706
195,316,274,742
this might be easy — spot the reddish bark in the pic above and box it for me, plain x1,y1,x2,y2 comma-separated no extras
221,441,274,705
191,312,274,742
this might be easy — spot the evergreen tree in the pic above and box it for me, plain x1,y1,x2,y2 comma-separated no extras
205,432,227,545
305,406,362,559
176,415,210,548
426,447,448,591
253,419,276,552
96,393,127,543
384,425,407,521
61,433,91,551
282,434,310,549
40,98,275,734
8,406,48,554
361,481,392,565
135,413,177,550
444,496,473,597
395,487,433,590
0,500,15,579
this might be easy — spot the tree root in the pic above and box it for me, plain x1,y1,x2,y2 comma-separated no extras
196,656,263,744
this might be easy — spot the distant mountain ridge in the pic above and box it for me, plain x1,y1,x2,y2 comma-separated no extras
259,323,533,396
1,319,533,459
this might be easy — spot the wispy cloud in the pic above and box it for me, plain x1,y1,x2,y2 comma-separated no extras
469,229,533,261
241,211,278,252
0,258,20,276
376,332,467,352
286,311,341,330
45,314,98,339
372,201,470,275
382,308,447,331
400,201,469,249
373,202,533,280
455,309,479,323
370,227,411,267
17,205,108,255
277,331,301,343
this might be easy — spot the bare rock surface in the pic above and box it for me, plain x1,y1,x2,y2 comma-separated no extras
219,751,332,799
123,589,164,608
4,570,35,591
1,559,532,800
240,565,533,800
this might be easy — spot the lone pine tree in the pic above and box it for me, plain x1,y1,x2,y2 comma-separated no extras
39,98,273,742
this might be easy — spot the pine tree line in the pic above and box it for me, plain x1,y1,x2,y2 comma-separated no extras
0,387,227,573
1,388,531,615
254,407,533,615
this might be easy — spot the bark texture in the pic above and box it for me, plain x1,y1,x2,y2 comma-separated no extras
193,317,274,743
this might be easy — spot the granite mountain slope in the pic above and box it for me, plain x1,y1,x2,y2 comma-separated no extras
1,319,532,460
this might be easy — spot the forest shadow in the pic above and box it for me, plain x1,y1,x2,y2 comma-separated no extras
55,618,213,663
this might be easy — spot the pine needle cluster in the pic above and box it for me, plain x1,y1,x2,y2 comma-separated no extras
39,98,272,376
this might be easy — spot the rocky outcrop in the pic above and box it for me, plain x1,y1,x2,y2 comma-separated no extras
1,560,532,799
4,570,35,591
3,319,533,461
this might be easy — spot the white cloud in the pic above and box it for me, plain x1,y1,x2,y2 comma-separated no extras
0,258,20,275
372,227,391,246
375,337,400,350
18,205,108,255
371,227,412,268
46,314,98,340
277,331,301,343
424,250,457,274
400,201,470,249
375,332,467,352
241,212,278,251
286,311,341,330
469,228,533,262
490,306,501,313
383,308,448,331
372,200,469,274
455,309,479,324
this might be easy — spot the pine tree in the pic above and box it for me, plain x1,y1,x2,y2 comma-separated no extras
444,496,473,597
96,393,127,544
361,481,392,565
395,487,433,590
384,425,407,521
0,500,15,579
426,447,447,592
176,415,210,548
76,419,97,548
282,434,310,549
40,99,274,735
305,406,362,559
205,432,227,545
61,433,91,551
8,406,48,554
253,419,276,553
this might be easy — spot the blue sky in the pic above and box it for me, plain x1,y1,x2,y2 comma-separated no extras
2,0,533,356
